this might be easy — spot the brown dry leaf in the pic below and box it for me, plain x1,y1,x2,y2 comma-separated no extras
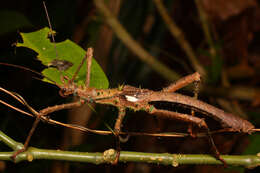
201,0,257,21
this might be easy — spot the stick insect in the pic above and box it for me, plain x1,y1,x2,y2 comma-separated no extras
1,1,257,166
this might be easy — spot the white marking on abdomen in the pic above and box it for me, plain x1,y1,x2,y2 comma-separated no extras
125,95,139,102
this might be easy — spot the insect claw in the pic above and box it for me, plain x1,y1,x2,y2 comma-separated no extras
111,151,120,165
11,148,26,162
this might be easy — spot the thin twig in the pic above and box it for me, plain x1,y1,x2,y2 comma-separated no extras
153,0,206,77
93,0,180,82
195,0,216,57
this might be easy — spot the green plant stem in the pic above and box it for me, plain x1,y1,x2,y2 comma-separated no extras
0,130,23,151
153,0,206,78
0,148,259,167
94,0,180,82
1,131,259,167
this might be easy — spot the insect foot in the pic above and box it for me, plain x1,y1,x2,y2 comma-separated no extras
11,148,26,163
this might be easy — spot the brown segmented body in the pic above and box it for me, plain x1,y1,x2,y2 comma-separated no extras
71,85,254,133
141,92,255,133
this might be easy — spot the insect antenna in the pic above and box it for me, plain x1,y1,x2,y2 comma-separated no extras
0,87,115,135
43,1,58,60
0,62,61,88
43,1,73,72
251,128,260,132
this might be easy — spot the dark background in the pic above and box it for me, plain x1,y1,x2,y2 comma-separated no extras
0,0,260,172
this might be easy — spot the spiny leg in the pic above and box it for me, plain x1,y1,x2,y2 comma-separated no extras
0,87,40,159
85,48,93,88
70,47,93,86
11,115,41,159
162,72,200,93
162,72,201,136
178,76,227,165
188,78,200,137
149,108,207,128
112,107,126,164
11,2,92,160
205,125,227,166
150,107,227,165
11,101,84,160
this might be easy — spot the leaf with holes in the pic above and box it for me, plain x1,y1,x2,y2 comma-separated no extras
17,27,109,89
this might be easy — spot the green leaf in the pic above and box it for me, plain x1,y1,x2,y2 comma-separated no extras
17,27,109,89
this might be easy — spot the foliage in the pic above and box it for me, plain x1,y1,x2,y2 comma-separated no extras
17,27,109,89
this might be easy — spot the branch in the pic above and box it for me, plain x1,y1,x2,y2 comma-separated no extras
93,0,181,82
0,148,259,168
153,0,206,78
195,0,216,57
0,130,259,167
0,130,24,151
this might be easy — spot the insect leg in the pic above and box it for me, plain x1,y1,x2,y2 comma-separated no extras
205,126,227,166
167,75,226,165
162,72,201,136
150,107,227,165
149,107,207,128
112,107,126,164
69,47,93,87
11,100,84,160
85,48,93,88
188,77,200,137
11,117,41,160
162,72,200,92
